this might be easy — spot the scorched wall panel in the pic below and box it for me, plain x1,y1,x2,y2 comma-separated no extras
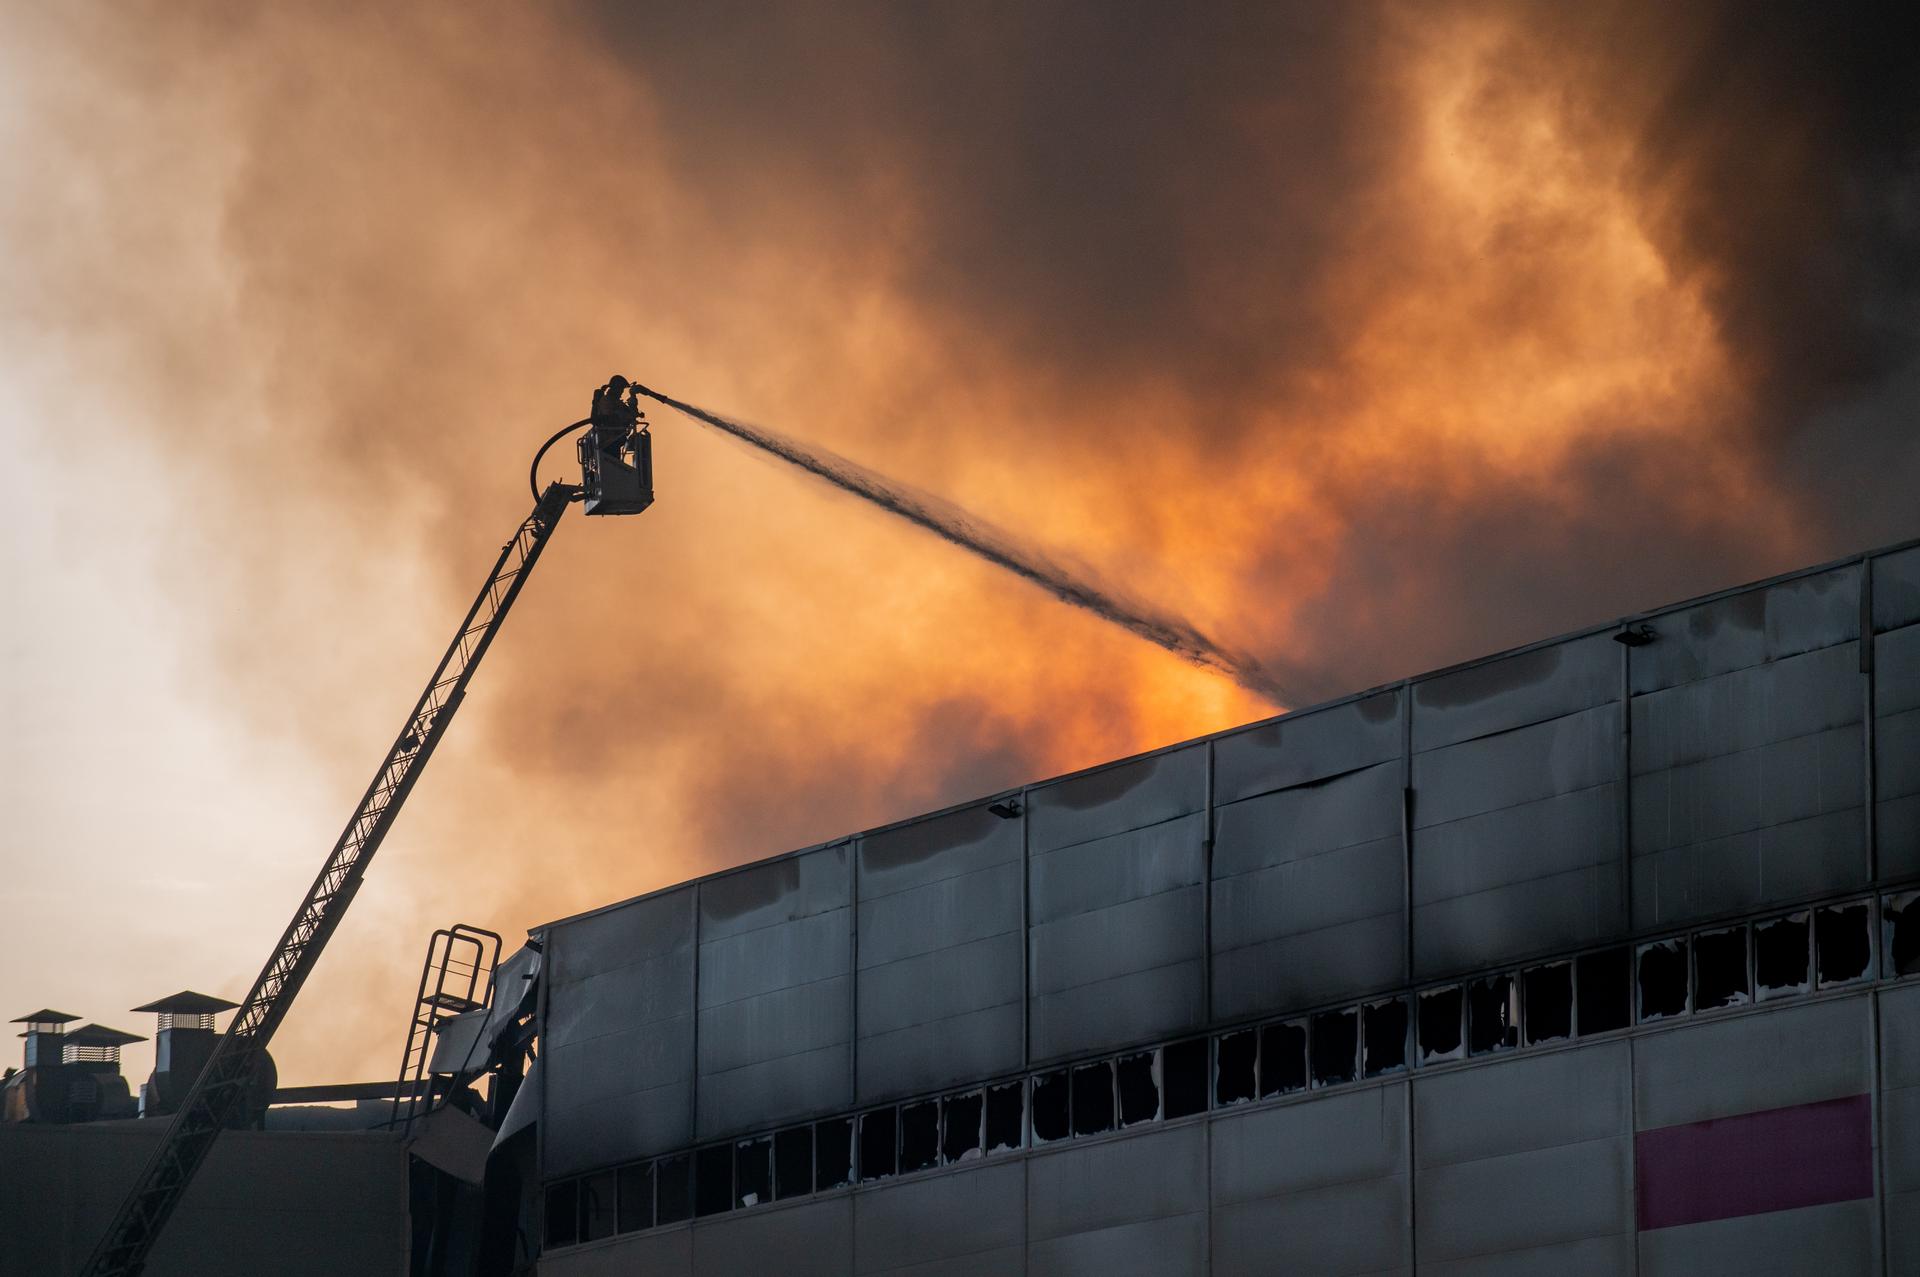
853,1159,1026,1276
1630,567,1867,930
856,804,1024,1103
1027,1122,1208,1277
1882,983,1920,1274
696,846,853,1141
1875,546,1920,882
1211,692,1406,1019
1027,748,1208,1062
1411,636,1624,978
544,886,697,1176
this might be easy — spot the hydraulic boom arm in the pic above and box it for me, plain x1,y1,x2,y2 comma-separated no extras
82,381,653,1276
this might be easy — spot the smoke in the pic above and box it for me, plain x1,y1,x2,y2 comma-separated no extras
636,384,1294,703
2,0,1916,1085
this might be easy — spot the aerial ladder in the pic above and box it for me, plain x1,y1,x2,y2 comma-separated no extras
80,378,656,1277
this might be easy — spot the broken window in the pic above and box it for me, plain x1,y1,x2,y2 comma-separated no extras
899,1099,939,1172
1116,1049,1159,1126
544,1180,579,1249
1816,901,1873,986
1417,987,1464,1064
773,1126,812,1200
655,1154,692,1224
1576,947,1631,1035
1162,1037,1210,1118
1693,926,1750,1011
1466,974,1518,1055
1071,1061,1115,1136
941,1090,983,1164
1031,1069,1070,1144
734,1135,772,1208
985,1080,1024,1152
694,1145,732,1216
1887,892,1920,978
1310,1009,1358,1086
1259,1021,1307,1096
1363,998,1408,1076
814,1118,853,1191
1522,963,1572,1045
1637,939,1688,1021
857,1108,896,1182
581,1171,617,1241
617,1162,652,1233
1216,1029,1257,1105
1755,912,1811,998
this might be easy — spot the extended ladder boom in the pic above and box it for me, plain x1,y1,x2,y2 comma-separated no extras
81,483,576,1276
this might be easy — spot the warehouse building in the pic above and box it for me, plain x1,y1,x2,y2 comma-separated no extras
531,538,1920,1275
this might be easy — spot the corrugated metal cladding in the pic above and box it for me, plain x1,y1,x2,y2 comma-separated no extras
544,987,1917,1274
539,539,1919,1172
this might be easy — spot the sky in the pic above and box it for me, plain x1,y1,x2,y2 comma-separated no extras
2,0,1916,1090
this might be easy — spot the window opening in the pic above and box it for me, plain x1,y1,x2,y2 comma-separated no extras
1259,1021,1307,1095
1310,1009,1358,1086
1071,1061,1115,1136
942,1090,984,1164
858,1108,897,1182
1693,925,1750,1010
1887,892,1920,978
1466,973,1519,1055
1816,902,1872,986
1755,912,1811,998
694,1145,733,1217
1417,987,1464,1063
1116,1049,1159,1126
1363,998,1408,1076
580,1171,616,1241
985,1080,1024,1152
1162,1037,1210,1118
1216,1029,1258,1105
773,1126,812,1200
814,1118,853,1191
734,1135,772,1208
1030,1069,1069,1143
899,1099,939,1172
616,1161,653,1233
1576,947,1631,1034
656,1154,692,1224
544,1180,579,1249
1521,963,1572,1044
1637,939,1688,1021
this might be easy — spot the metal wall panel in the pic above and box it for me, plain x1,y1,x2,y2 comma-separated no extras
1413,634,1618,752
691,1197,853,1277
1414,1044,1631,1273
1027,1124,1207,1277
1413,704,1622,977
1630,566,1860,696
1212,761,1404,1016
1211,1084,1411,1276
1883,984,1920,1275
1873,544,1920,632
1631,641,1865,928
1633,995,1871,1130
856,805,1024,1102
1028,752,1207,1060
544,887,697,1175
1636,1200,1877,1277
1213,690,1403,804
1026,746,1206,854
854,1160,1026,1276
697,847,852,1140
1876,622,1920,880
538,1230,691,1276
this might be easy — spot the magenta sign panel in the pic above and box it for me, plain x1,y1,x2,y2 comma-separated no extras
1636,1094,1874,1231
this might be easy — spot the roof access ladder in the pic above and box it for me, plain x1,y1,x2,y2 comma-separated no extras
390,924,502,1134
